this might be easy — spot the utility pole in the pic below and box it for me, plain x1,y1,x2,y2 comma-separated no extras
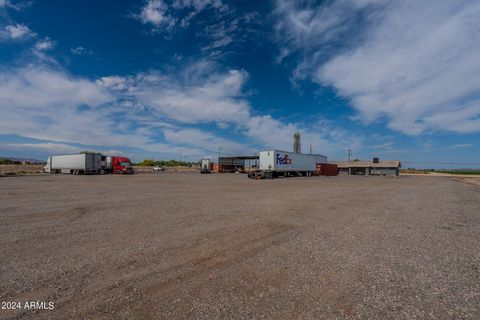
218,147,222,173
348,149,352,161
309,144,312,155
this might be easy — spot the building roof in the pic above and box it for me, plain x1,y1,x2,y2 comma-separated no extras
332,160,401,168
219,155,259,160
218,155,259,165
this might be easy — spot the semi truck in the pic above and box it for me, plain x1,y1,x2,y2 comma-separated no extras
104,156,134,174
200,158,212,174
44,153,134,175
248,150,327,179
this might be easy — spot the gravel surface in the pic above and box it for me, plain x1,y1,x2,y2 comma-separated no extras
1,173,479,319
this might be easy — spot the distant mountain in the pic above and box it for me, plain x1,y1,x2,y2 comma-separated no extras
0,156,45,164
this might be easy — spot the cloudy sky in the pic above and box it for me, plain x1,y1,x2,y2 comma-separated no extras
0,0,479,166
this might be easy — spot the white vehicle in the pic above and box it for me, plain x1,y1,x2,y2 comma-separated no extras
153,165,165,172
249,150,327,179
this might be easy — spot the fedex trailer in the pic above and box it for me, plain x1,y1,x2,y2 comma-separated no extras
249,150,327,179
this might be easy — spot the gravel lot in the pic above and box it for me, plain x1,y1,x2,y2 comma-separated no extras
1,173,479,319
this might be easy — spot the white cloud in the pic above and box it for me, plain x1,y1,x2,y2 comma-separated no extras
99,62,251,125
1,23,35,40
275,0,480,135
0,64,131,148
97,75,131,91
135,0,227,31
318,1,480,135
0,65,112,109
138,0,174,29
6,142,82,153
367,141,394,150
70,46,92,56
163,127,250,155
446,143,473,149
172,0,225,12
244,115,363,157
0,0,31,10
274,0,383,63
4,142,129,156
34,37,56,51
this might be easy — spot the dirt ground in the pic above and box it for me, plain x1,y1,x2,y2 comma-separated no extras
0,165,197,176
1,173,479,319
453,177,480,187
0,164,44,176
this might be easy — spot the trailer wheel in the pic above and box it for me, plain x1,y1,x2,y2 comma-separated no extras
247,172,253,178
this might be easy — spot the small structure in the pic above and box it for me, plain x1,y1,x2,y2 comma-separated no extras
332,158,401,176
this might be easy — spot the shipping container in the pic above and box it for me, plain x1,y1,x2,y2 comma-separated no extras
316,163,338,176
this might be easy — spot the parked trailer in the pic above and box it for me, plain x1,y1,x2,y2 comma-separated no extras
250,150,327,179
44,153,103,175
200,158,212,174
44,154,134,174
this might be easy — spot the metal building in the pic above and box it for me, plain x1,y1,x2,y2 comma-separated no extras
332,158,401,176
217,155,259,173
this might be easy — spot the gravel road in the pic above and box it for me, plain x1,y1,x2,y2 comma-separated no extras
1,173,479,319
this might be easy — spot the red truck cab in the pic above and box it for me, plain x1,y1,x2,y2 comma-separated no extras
112,156,134,174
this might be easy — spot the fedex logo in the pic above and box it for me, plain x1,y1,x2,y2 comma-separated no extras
276,153,292,165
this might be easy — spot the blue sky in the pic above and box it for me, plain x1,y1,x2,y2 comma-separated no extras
0,0,479,167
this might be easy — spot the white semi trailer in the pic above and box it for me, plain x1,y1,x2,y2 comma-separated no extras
44,153,104,175
249,150,327,179
200,158,212,174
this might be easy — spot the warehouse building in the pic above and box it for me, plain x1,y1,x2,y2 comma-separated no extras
332,158,401,176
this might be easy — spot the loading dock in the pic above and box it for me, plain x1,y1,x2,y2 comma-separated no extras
217,156,259,173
